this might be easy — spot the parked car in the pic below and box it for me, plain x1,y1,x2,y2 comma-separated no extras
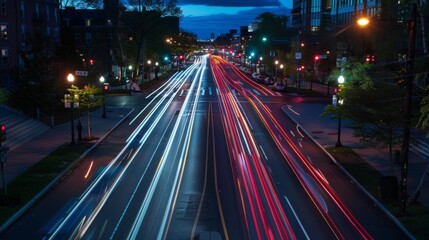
255,75,265,83
264,76,274,85
272,82,286,91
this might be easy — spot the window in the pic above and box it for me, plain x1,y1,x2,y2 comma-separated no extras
1,48,8,65
46,5,49,22
0,24,7,40
85,19,91,27
0,3,6,17
85,32,91,44
20,1,24,18
35,3,39,19
20,24,26,45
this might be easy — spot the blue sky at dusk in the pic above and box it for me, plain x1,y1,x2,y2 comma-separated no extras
178,0,292,39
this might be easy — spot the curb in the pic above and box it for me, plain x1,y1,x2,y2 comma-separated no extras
281,106,415,240
0,108,135,234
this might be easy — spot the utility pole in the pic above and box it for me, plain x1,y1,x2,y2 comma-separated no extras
399,2,417,215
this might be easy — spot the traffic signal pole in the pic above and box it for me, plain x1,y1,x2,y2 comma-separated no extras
399,2,417,215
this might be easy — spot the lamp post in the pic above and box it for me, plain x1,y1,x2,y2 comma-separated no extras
147,60,151,80
335,74,345,147
99,76,107,118
155,61,159,80
67,73,75,145
399,2,417,215
275,60,279,77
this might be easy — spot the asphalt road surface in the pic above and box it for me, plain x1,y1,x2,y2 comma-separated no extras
0,55,411,240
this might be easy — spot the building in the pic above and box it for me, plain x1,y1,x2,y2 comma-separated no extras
291,0,412,68
0,0,60,89
61,7,114,83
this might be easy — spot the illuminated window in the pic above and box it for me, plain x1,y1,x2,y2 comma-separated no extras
1,48,8,65
0,24,7,40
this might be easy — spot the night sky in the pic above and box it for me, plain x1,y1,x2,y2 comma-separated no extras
178,0,292,39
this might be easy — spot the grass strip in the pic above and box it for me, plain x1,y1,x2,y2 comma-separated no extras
0,143,89,224
327,146,429,239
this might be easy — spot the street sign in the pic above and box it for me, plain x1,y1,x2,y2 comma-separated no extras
64,94,79,108
75,70,88,77
295,52,302,60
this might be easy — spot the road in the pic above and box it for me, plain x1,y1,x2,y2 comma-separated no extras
0,55,411,239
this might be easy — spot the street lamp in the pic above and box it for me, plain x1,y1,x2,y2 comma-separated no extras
275,60,279,76
335,74,345,147
155,62,159,80
357,17,370,27
99,76,107,118
67,73,76,145
147,60,152,80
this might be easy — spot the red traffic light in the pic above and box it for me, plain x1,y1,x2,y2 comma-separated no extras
0,124,5,141
179,55,184,60
103,85,109,91
89,59,94,65
314,55,320,61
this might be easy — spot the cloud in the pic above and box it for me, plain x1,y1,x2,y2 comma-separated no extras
179,0,282,7
181,6,291,39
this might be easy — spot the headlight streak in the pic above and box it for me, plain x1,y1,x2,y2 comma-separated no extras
108,113,177,240
211,57,296,240
49,59,204,240
295,125,305,138
127,56,207,240
84,161,94,179
287,105,300,116
283,196,310,240
48,147,134,239
159,58,206,240
127,64,198,138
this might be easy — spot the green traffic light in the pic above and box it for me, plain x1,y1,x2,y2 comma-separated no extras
262,37,267,42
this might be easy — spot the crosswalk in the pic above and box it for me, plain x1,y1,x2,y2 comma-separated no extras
177,87,283,97
0,105,50,151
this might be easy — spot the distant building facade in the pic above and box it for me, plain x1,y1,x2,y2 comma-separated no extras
0,0,60,89
291,0,412,65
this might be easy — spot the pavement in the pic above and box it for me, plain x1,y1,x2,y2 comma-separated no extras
283,83,429,210
2,105,134,185
0,81,428,230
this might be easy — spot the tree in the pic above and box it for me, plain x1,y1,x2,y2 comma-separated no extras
246,12,294,76
417,85,429,136
67,84,104,140
121,0,182,77
322,60,404,170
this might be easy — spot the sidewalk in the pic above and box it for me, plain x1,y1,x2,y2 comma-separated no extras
3,105,133,185
282,84,429,209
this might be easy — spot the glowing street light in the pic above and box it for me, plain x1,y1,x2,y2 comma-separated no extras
357,17,370,27
67,73,75,145
335,74,345,147
99,76,107,118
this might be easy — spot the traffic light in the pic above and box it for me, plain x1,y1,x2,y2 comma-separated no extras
0,124,5,142
365,55,375,63
89,59,94,65
179,55,184,61
314,55,320,61
103,85,109,91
